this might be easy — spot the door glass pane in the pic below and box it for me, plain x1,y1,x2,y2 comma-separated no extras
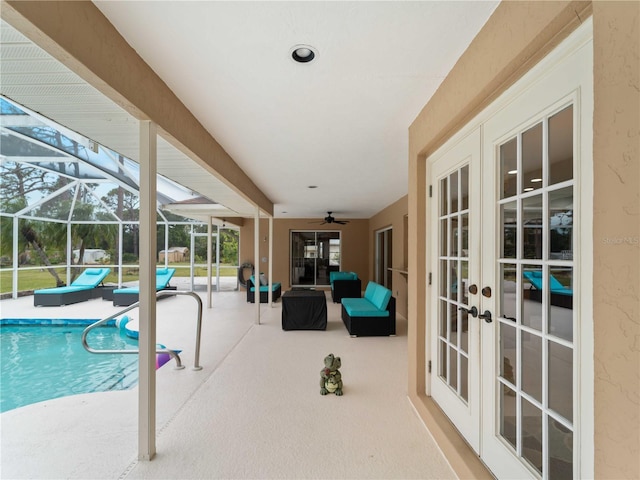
549,187,573,260
449,303,458,345
521,399,543,475
460,354,469,401
291,231,339,287
521,331,542,402
439,300,448,337
500,383,517,450
440,219,448,256
449,346,458,392
451,170,459,214
522,123,543,193
548,341,573,422
522,265,543,331
440,260,449,298
460,213,469,255
460,309,469,354
500,264,517,321
439,340,448,381
460,165,469,210
500,322,517,388
501,201,517,258
549,417,573,479
523,195,543,259
549,266,573,341
441,177,449,216
549,106,573,185
451,216,459,257
501,137,518,198
461,260,469,305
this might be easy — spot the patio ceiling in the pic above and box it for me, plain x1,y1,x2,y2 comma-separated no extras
1,2,499,220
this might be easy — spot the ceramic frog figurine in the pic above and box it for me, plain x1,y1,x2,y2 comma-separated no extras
320,353,343,396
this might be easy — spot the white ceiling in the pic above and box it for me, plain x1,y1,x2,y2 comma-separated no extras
2,1,499,221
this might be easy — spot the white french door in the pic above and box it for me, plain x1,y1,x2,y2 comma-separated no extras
427,20,593,480
429,128,482,453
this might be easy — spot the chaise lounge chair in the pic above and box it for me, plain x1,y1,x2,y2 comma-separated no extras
34,267,111,306
523,270,573,309
112,268,177,306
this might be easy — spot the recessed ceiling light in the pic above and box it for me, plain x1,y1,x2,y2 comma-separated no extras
308,185,318,189
291,44,317,63
524,187,535,192
531,178,542,183
508,170,518,175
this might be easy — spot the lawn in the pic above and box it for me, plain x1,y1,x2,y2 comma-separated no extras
0,264,238,294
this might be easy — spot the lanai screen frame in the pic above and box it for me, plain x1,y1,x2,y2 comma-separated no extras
0,95,227,299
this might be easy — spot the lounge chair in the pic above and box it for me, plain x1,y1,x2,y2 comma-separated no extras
246,275,281,303
112,268,177,306
34,267,111,306
523,270,573,309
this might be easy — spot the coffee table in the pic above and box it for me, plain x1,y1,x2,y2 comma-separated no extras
281,290,327,330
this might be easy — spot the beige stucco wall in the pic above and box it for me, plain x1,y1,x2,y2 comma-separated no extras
408,1,639,479
592,3,640,478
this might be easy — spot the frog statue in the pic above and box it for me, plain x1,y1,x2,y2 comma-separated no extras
320,353,343,396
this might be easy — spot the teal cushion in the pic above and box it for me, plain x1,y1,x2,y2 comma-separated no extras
342,298,389,317
371,285,392,311
250,282,281,292
329,271,357,286
34,285,91,294
363,282,378,302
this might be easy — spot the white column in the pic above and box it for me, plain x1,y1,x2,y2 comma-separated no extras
66,222,72,284
12,217,18,299
118,223,123,287
268,216,273,305
215,225,221,293
207,217,212,308
254,207,260,324
138,120,157,461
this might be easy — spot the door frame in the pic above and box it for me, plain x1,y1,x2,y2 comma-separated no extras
425,17,594,478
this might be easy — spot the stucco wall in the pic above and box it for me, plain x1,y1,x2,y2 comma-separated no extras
408,1,639,479
592,3,640,478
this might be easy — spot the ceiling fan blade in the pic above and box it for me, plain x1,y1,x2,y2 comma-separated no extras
335,220,349,224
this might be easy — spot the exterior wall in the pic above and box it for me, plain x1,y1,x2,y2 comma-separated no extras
239,218,369,291
408,2,639,479
369,195,409,318
592,3,640,478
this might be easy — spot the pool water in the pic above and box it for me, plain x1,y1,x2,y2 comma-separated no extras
1,323,140,413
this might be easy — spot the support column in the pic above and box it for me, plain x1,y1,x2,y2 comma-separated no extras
138,120,157,461
12,217,18,299
254,207,260,324
268,216,273,305
207,217,212,308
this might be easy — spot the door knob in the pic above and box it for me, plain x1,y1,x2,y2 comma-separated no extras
478,310,492,323
458,306,478,318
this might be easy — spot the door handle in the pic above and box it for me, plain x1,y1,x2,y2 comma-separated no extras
458,306,478,318
478,310,492,323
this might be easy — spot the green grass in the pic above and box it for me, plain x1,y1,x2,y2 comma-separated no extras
0,264,238,294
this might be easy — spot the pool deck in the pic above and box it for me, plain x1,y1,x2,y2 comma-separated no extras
0,284,455,480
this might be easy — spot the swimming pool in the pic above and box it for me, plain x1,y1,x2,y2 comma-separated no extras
1,320,140,413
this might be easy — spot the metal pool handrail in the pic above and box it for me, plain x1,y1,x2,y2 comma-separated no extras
81,290,204,371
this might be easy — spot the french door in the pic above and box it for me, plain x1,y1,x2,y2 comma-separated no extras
428,20,592,480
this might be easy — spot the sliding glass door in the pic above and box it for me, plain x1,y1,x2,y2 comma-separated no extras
291,231,340,287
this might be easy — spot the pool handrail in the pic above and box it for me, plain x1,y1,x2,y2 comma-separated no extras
81,290,203,371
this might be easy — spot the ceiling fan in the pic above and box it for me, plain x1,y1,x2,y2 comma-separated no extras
312,212,349,225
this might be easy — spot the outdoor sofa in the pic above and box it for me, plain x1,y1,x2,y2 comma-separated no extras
329,271,361,303
523,270,573,309
341,281,396,336
112,268,176,306
33,267,111,306
246,275,281,303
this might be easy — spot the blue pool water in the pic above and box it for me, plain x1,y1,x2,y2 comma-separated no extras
1,321,140,413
